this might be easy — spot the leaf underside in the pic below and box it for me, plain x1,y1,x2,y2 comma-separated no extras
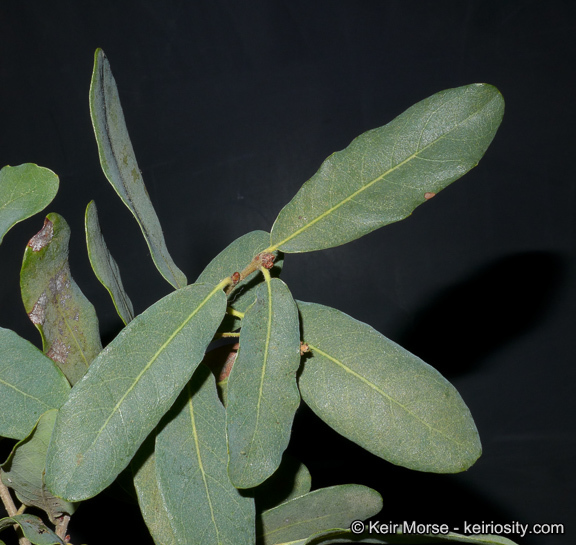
0,514,63,545
155,364,255,545
270,83,504,253
89,48,186,289
45,282,227,501
0,164,59,245
297,301,481,473
85,200,135,324
258,484,383,545
0,328,69,440
227,277,301,489
1,409,77,522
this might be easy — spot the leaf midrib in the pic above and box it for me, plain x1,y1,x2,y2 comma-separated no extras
65,282,225,489
307,343,465,448
269,91,496,251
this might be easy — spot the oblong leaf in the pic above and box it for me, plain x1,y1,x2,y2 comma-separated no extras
85,200,135,324
132,438,178,545
155,364,255,545
89,48,186,289
21,213,103,385
269,84,504,253
297,301,481,473
258,484,382,545
45,282,227,501
0,164,59,245
1,409,77,522
227,278,301,488
0,514,62,545
0,328,70,440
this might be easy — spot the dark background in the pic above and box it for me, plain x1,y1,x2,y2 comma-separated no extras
0,1,574,544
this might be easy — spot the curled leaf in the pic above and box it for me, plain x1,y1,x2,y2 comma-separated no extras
21,213,102,385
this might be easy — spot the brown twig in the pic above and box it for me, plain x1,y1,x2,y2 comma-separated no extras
0,477,31,545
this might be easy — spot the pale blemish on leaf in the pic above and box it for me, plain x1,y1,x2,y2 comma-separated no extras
28,218,54,251
28,292,47,325
46,338,70,365
424,192,436,200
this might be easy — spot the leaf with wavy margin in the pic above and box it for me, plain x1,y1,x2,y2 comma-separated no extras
21,213,102,385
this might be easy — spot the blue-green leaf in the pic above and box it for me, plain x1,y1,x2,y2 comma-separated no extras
269,84,504,253
156,364,255,545
297,301,481,473
258,485,382,545
132,438,178,545
0,328,70,440
89,48,186,289
227,277,301,488
1,410,78,522
0,514,62,545
0,164,59,245
85,200,135,324
45,282,227,501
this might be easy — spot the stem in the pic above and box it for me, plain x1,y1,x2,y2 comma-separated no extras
55,515,70,542
213,332,240,339
0,477,17,516
224,252,276,296
226,307,245,319
260,266,272,284
0,478,31,545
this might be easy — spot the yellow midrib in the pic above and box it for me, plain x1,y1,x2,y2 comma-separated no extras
268,94,492,252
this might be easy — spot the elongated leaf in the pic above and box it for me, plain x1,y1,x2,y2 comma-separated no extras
90,48,186,289
0,514,62,545
253,454,312,512
0,164,59,245
85,200,134,324
21,213,103,385
297,301,481,473
156,364,255,545
227,277,301,488
0,328,70,440
132,438,178,545
269,84,504,253
45,282,227,501
259,484,382,545
1,410,77,522
197,230,283,332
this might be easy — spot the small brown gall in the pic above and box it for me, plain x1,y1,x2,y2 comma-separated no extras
424,192,436,200
231,271,241,285
258,252,276,270
300,342,310,356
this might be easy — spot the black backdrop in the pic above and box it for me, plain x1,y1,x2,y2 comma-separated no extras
0,2,574,544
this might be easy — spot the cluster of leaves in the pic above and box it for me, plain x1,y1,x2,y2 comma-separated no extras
0,49,514,545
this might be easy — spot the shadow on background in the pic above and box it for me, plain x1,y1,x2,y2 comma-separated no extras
396,251,565,378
